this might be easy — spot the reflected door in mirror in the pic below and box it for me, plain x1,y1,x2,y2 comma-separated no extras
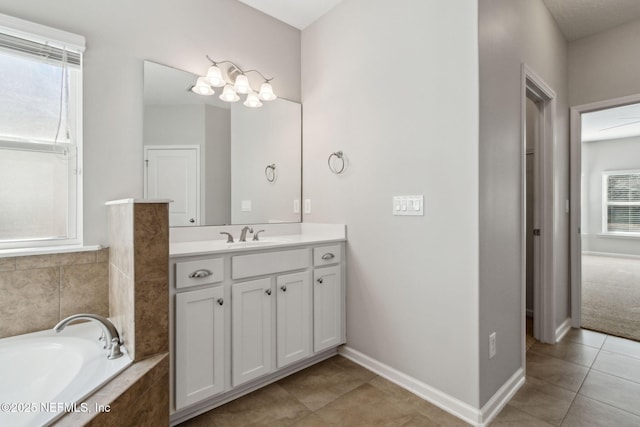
145,146,200,226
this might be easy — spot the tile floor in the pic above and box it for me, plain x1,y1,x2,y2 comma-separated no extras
179,329,640,426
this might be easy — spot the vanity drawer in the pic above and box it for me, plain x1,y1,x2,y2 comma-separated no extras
232,249,309,279
176,258,224,289
313,245,341,266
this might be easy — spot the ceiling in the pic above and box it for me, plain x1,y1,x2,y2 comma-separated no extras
582,103,640,142
542,0,640,41
236,0,344,30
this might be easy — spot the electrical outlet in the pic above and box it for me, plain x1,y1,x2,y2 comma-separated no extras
304,199,311,214
293,199,300,214
489,332,496,359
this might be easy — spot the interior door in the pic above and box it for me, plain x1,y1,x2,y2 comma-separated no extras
145,146,199,226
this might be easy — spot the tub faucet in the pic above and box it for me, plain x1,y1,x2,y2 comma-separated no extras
54,313,124,359
239,226,253,242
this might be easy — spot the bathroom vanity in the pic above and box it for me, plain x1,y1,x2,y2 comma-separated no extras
168,224,346,425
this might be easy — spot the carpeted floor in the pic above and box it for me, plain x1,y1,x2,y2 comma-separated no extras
582,254,640,342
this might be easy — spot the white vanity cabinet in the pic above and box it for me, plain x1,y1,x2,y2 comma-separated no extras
169,238,345,426
175,286,225,409
231,277,273,386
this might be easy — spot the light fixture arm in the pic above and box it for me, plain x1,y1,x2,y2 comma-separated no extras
206,55,273,82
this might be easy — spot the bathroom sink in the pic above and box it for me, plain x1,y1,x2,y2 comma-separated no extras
227,238,290,248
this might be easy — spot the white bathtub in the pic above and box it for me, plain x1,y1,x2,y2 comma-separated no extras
0,322,132,427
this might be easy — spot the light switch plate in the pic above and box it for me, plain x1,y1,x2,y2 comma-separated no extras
304,199,311,214
393,195,423,216
241,200,252,212
293,199,300,214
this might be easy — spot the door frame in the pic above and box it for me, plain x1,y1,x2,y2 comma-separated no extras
569,93,640,327
521,64,557,351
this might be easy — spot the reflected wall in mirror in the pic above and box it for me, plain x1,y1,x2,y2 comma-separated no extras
143,61,302,227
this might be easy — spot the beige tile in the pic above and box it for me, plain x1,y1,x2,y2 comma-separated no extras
134,203,169,282
278,356,377,411
507,376,575,426
108,203,134,276
96,247,109,263
592,350,640,383
561,395,640,427
60,262,109,318
492,404,555,426
368,377,469,426
0,268,60,338
602,335,640,360
0,257,16,272
15,251,96,270
109,263,135,359
526,350,589,392
562,328,606,349
134,277,169,359
311,383,420,426
181,383,310,427
530,340,599,367
579,370,640,416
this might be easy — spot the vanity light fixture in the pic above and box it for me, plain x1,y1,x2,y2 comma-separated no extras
191,55,277,108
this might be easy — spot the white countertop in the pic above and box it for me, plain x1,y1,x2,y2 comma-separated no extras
170,223,346,257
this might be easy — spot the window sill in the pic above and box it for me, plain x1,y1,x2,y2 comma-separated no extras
597,232,640,239
0,244,102,258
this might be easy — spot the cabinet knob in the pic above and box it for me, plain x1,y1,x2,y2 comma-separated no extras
217,298,224,306
189,218,195,223
317,278,323,284
280,285,287,292
188,269,212,278
265,288,272,296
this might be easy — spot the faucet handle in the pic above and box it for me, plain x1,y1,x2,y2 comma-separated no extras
219,232,234,243
253,230,265,241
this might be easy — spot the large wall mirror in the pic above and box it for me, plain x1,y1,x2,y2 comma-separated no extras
143,61,302,227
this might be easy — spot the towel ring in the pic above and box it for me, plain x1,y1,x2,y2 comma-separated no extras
265,163,276,182
328,151,345,174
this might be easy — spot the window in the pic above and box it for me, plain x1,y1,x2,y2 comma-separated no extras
0,14,85,250
603,171,640,235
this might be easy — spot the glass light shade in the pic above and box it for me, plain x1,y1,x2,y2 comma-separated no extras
244,91,263,108
234,74,251,94
206,65,225,87
219,85,240,102
191,77,214,96
258,82,277,101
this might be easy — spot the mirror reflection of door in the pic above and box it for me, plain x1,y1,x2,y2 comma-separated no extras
144,146,200,226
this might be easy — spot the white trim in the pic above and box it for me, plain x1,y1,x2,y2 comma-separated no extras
583,251,640,260
522,64,557,345
0,12,85,52
479,368,525,427
0,244,101,258
555,317,572,342
338,346,524,427
597,232,640,239
570,92,640,329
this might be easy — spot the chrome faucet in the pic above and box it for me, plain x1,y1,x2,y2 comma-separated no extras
239,226,253,242
54,313,124,359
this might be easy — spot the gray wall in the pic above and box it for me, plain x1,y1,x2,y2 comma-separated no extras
581,136,640,256
479,0,570,405
302,0,480,406
205,105,231,225
569,18,640,107
0,0,301,246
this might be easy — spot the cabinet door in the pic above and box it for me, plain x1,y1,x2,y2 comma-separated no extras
276,271,312,368
313,265,342,352
232,278,273,387
175,286,225,409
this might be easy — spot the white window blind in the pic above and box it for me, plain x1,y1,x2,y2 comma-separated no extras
0,13,85,251
604,172,640,234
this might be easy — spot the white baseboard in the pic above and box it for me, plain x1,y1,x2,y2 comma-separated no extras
583,251,640,260
338,346,524,427
555,317,572,342
478,368,525,426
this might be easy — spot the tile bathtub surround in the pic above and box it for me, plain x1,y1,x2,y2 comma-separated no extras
107,200,169,362
0,248,109,339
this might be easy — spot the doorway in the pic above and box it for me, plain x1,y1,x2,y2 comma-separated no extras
570,95,640,341
522,64,557,352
